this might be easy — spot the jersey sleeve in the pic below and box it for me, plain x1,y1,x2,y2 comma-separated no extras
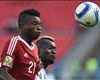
35,70,42,80
35,68,47,80
35,75,41,80
1,37,18,69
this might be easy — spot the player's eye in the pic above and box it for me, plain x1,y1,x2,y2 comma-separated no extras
48,46,53,50
32,21,38,25
48,47,52,49
32,21,42,26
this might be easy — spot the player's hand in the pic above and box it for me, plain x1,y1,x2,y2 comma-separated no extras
0,76,5,80
0,67,16,80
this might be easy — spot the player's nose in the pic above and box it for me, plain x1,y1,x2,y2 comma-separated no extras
52,49,56,54
36,25,41,33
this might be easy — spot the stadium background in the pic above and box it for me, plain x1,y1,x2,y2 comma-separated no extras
0,1,100,80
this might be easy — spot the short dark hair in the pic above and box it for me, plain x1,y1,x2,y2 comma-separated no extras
36,36,55,47
18,8,40,28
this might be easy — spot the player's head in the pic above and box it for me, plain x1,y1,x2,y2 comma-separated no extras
18,9,42,40
36,36,56,66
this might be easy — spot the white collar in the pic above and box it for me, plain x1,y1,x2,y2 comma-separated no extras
18,36,35,50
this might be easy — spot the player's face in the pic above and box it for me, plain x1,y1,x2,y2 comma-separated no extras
21,15,42,40
41,40,56,64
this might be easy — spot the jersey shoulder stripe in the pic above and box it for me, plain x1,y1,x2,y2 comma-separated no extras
7,36,18,56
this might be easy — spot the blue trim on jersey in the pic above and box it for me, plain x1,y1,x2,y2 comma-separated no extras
94,8,99,26
76,2,91,18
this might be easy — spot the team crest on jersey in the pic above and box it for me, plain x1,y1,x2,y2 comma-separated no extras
3,55,12,67
24,52,29,58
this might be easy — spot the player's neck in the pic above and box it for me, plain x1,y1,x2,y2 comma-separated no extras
42,61,48,69
43,64,48,69
19,34,32,46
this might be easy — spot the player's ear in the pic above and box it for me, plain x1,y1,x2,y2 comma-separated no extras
20,22,25,27
19,23,25,30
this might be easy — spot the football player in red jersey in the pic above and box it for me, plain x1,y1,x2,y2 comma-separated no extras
0,9,42,80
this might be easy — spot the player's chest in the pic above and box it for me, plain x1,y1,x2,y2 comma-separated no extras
17,45,38,64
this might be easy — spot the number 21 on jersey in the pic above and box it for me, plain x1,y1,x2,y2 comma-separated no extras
28,61,36,74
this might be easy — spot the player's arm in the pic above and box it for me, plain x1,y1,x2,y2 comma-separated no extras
0,66,15,80
0,37,17,80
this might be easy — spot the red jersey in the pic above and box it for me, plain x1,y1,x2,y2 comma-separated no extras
1,36,39,80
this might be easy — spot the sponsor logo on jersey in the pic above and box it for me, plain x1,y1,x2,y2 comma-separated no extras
24,52,29,58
